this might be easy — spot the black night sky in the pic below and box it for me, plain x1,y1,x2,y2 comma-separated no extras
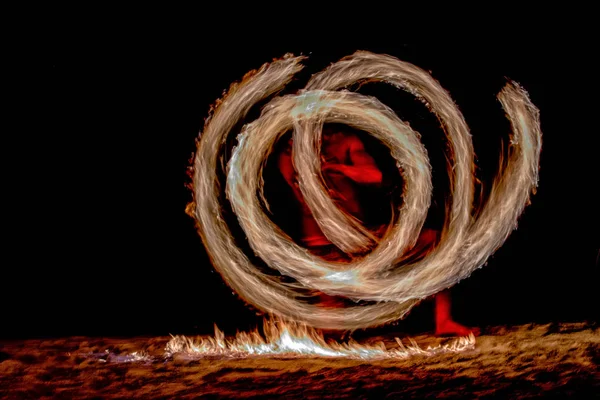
8,39,598,340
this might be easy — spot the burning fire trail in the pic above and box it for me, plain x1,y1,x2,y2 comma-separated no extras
164,318,476,360
189,51,542,330
79,319,475,363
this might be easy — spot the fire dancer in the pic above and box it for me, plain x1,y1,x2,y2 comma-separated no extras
277,126,479,336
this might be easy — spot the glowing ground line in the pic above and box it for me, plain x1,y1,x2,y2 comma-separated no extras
190,51,542,330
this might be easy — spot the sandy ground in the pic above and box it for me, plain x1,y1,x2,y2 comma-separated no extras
1,322,598,399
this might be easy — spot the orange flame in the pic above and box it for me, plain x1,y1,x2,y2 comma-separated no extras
165,318,475,360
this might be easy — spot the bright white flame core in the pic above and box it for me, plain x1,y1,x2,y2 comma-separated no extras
190,51,542,330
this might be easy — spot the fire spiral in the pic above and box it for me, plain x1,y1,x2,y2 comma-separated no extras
189,51,542,330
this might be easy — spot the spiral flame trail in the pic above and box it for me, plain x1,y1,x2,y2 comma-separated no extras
190,51,542,330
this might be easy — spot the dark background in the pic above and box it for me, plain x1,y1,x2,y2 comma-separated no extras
7,39,598,339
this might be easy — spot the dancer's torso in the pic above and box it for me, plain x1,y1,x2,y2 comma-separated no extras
286,132,363,247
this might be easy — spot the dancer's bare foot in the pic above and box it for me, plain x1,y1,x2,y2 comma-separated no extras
434,290,480,336
435,319,480,337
